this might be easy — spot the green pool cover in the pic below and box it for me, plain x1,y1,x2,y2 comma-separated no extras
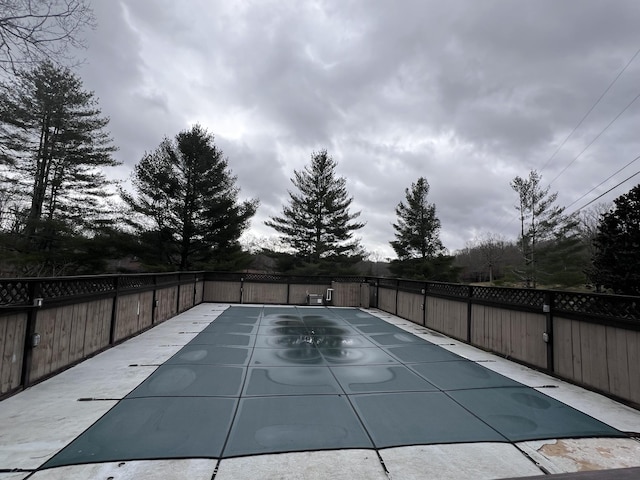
43,306,625,468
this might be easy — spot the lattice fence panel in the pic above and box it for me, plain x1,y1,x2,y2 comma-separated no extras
554,292,640,322
156,274,180,285
472,286,545,308
398,280,424,294
205,272,244,282
331,276,366,283
244,273,289,283
428,282,469,298
0,281,30,305
40,277,115,300
378,278,398,288
120,275,155,289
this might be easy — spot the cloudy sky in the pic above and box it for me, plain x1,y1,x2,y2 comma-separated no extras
75,0,640,259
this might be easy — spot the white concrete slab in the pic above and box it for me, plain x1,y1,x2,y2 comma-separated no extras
379,443,544,480
29,459,218,480
0,393,117,470
518,438,640,474
0,473,30,480
215,450,388,480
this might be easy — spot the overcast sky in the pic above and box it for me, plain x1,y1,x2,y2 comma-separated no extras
75,0,640,259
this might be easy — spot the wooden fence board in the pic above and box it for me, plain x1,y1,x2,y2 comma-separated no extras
83,299,110,356
627,330,640,405
397,291,421,324
360,284,370,308
243,283,287,304
31,309,56,382
51,306,69,372
553,317,574,380
378,288,396,314
606,326,631,400
0,313,27,395
203,281,240,303
332,282,361,307
578,322,609,392
69,303,88,363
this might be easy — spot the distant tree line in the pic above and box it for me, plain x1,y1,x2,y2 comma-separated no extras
0,60,638,294
456,170,640,296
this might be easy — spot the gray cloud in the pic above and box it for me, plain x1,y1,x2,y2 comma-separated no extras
74,0,640,256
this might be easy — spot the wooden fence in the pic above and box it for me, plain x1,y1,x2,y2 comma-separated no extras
374,279,640,408
2,271,639,409
202,272,367,307
0,272,204,398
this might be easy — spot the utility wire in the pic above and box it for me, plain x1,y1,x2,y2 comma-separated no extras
565,154,640,210
568,168,640,214
548,92,640,187
539,46,640,173
486,47,640,236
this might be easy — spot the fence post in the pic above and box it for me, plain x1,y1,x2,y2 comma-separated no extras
543,291,554,372
176,273,181,314
286,277,290,305
467,285,473,343
395,279,399,315
109,276,120,345
422,283,427,327
20,280,42,389
151,274,158,325
192,274,197,307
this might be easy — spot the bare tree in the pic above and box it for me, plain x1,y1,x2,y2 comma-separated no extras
474,232,508,284
0,0,95,73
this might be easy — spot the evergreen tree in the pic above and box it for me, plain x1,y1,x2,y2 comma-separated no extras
0,61,118,274
589,184,640,295
389,177,454,280
391,177,443,260
266,150,365,265
122,125,258,270
536,225,587,287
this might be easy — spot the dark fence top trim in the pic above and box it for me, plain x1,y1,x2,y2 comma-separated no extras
203,272,365,285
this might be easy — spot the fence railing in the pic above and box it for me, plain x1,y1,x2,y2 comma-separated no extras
0,272,204,398
370,278,640,408
2,272,639,408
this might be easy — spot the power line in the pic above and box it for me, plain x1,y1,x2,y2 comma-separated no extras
565,153,640,210
539,46,640,173
568,168,640,214
548,92,640,186
485,47,640,237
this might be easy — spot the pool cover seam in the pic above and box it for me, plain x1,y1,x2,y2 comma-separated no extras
218,306,265,459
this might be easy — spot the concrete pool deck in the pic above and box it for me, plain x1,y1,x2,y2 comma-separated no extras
1,304,640,479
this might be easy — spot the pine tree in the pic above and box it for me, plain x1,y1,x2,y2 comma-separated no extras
391,177,443,260
122,125,258,270
589,184,640,295
0,61,118,273
510,170,577,288
266,150,365,264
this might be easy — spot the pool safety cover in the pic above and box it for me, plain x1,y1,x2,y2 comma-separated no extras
43,306,625,468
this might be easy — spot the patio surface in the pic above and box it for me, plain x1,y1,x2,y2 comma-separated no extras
1,304,640,479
